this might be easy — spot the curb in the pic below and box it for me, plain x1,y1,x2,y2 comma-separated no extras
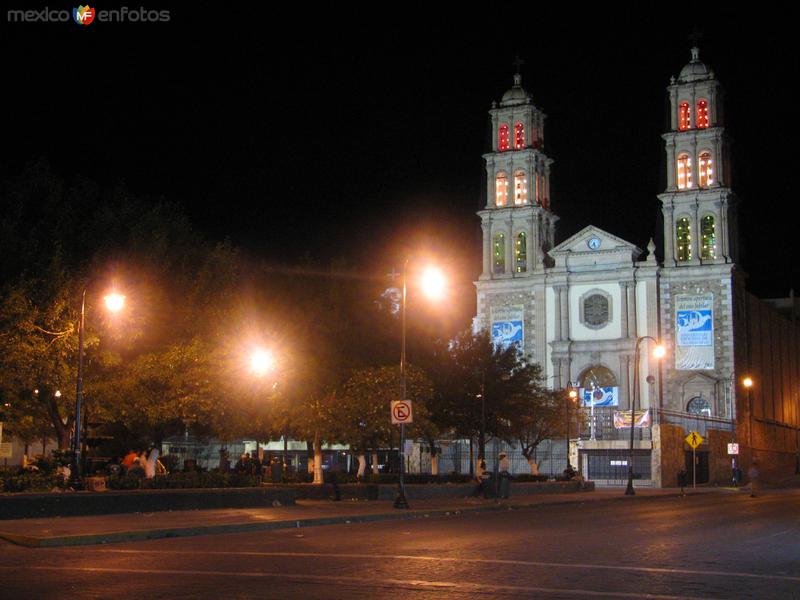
0,489,722,548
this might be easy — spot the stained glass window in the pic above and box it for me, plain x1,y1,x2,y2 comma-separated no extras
676,217,691,261
679,102,691,130
514,170,528,205
696,100,709,129
687,396,712,416
514,122,525,149
677,154,692,189
583,294,609,327
495,173,508,207
515,232,527,273
698,151,714,187
701,215,716,260
493,233,505,274
499,124,510,151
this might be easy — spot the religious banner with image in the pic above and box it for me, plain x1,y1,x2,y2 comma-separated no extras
613,410,652,429
491,305,524,350
674,293,714,370
580,386,619,407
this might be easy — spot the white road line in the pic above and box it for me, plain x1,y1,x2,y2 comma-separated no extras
0,565,717,599
95,548,800,583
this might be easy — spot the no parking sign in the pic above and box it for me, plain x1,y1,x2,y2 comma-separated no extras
391,400,413,425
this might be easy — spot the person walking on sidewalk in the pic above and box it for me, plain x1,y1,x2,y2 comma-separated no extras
748,459,760,498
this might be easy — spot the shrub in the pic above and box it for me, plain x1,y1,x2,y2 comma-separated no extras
0,471,68,493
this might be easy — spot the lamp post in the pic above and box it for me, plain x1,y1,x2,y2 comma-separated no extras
70,290,125,489
394,261,445,510
566,388,578,471
625,336,664,496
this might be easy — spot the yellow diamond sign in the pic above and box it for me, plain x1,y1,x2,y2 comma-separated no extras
685,431,704,449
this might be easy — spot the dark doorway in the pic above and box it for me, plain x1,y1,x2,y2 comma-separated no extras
685,450,709,485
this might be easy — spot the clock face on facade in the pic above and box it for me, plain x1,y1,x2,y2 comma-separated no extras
587,237,602,250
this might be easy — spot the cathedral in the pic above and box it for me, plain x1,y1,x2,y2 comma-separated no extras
474,47,800,487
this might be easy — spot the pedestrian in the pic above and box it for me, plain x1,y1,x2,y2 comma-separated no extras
127,457,145,479
748,459,760,498
498,452,511,499
563,464,577,480
121,449,137,471
234,453,250,474
472,459,489,497
250,451,263,479
270,456,283,483
145,447,159,479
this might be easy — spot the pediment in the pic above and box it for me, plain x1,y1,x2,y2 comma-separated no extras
550,225,641,257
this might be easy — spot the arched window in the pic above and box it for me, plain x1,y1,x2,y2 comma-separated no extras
498,124,510,151
698,151,714,187
677,153,692,189
495,173,508,207
701,215,716,260
696,100,709,129
676,217,692,262
493,233,505,274
515,232,527,273
687,396,712,416
514,122,525,149
679,102,691,130
579,366,618,406
514,170,528,205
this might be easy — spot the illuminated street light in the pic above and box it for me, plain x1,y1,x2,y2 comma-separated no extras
419,266,446,300
104,293,125,313
743,377,753,388
566,387,578,472
250,348,276,378
394,259,446,509
71,287,126,489
626,336,664,496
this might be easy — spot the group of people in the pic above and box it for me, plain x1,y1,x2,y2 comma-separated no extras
473,451,512,498
234,451,285,482
120,448,166,479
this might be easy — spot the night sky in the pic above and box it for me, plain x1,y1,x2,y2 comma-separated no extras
4,6,797,320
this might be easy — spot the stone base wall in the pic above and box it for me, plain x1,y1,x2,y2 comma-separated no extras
658,423,686,487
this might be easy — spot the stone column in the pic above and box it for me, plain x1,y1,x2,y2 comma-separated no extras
619,281,629,339
481,221,492,276
505,219,513,275
560,285,570,341
627,281,638,338
665,140,676,190
553,286,563,341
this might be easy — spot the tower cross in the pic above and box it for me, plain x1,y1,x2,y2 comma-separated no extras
512,55,525,74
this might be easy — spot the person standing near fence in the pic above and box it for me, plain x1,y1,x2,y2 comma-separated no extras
498,452,511,499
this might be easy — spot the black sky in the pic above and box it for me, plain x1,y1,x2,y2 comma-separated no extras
3,5,797,305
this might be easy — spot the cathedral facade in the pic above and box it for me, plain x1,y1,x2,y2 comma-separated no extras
474,48,800,487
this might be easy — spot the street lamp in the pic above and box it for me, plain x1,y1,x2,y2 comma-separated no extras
625,336,664,496
394,260,445,510
566,387,578,471
70,289,125,489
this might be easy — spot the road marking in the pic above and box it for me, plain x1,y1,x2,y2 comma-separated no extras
94,549,800,583
0,565,714,599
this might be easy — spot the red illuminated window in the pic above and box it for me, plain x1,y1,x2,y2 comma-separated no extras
514,122,525,149
696,100,709,129
499,124,510,151
679,102,691,130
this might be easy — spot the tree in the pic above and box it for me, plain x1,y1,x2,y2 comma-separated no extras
336,365,433,477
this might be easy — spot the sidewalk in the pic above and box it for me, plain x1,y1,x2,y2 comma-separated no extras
0,487,726,548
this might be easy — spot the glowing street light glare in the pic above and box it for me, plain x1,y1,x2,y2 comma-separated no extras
652,344,666,359
250,348,276,377
104,293,126,313
743,376,754,388
419,267,446,300
568,389,578,399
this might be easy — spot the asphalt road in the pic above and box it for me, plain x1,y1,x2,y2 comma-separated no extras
0,490,798,599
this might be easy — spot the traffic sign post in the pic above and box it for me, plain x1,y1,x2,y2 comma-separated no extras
685,431,704,488
391,400,413,425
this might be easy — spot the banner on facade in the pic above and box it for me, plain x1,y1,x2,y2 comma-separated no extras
675,293,715,370
580,386,619,407
613,409,651,429
490,305,524,350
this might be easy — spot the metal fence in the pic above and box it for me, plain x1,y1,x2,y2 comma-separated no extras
423,438,569,477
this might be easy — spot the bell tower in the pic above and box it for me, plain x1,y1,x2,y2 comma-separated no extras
478,63,557,280
659,47,738,266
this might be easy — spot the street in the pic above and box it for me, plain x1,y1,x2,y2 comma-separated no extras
0,490,798,599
